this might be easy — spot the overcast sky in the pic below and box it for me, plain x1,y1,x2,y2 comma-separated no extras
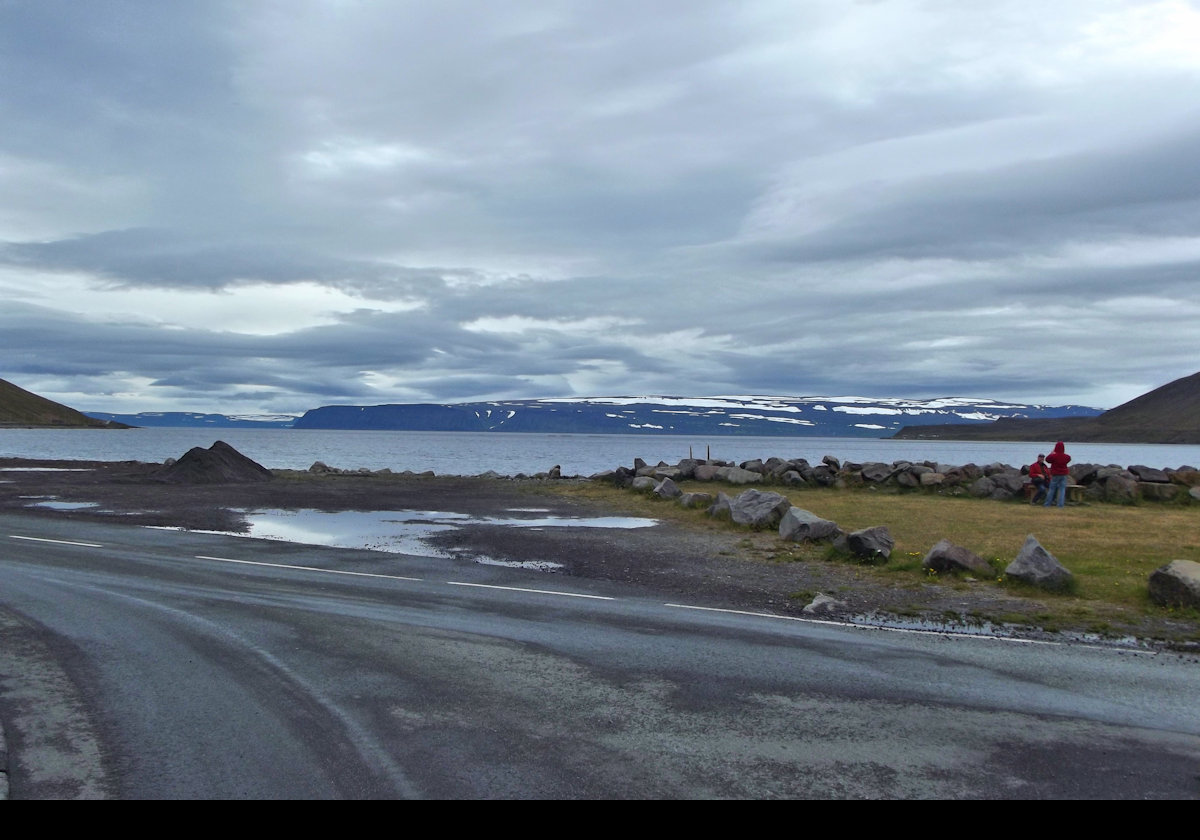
3,1,1199,415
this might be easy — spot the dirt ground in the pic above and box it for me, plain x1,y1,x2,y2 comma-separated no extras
2,456,1195,648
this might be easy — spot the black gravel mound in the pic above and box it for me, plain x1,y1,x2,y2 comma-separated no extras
156,440,274,484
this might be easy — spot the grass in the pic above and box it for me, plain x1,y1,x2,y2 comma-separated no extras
548,478,1200,641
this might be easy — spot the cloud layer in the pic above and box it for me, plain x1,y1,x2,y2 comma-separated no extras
3,1,1199,413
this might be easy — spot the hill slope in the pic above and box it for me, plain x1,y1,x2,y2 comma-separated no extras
0,378,127,428
892,371,1200,444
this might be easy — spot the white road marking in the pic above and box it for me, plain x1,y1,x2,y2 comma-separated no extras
9,534,104,548
664,602,1062,645
195,555,423,582
446,581,613,600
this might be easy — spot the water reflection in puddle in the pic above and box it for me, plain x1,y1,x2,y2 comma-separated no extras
179,508,657,572
24,497,101,510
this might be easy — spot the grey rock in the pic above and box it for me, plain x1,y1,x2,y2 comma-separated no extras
802,593,848,615
718,466,764,485
653,477,682,498
1005,535,1073,592
844,526,895,561
1103,474,1140,503
1148,560,1200,608
707,491,734,519
730,489,792,528
631,476,656,491
923,538,993,577
1139,482,1180,501
860,462,892,483
969,476,995,497
678,492,714,509
779,508,841,542
1129,464,1170,483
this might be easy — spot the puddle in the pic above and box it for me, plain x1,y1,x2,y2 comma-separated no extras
153,508,657,572
0,467,94,472
22,497,102,511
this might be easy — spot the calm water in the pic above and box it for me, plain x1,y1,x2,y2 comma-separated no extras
2,428,1198,475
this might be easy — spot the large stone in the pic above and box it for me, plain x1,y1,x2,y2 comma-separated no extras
1005,535,1073,592
802,593,847,615
1103,474,1140,503
1148,560,1200,608
844,526,895,561
923,539,993,577
969,476,995,497
779,508,841,542
678,492,714,509
718,466,764,485
860,462,892,483
1129,465,1170,483
1139,482,1180,501
653,477,682,498
729,489,792,528
707,491,734,519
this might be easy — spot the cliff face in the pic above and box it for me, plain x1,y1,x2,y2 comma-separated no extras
892,371,1200,444
0,378,127,428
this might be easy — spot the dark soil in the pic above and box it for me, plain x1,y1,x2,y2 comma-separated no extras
2,456,1195,648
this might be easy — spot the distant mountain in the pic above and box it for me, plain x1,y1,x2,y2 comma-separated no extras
892,371,1200,444
0,378,128,428
84,411,298,429
291,395,1101,438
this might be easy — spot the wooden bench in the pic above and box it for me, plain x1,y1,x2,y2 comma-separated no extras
1025,483,1085,503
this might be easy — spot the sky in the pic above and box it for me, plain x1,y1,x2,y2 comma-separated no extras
3,0,1199,416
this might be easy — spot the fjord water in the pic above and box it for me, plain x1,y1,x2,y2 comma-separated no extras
2,428,1198,475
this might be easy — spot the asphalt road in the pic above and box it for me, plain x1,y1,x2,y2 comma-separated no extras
1,511,1198,799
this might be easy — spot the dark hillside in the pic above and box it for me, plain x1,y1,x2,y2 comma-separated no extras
892,371,1200,444
0,378,128,428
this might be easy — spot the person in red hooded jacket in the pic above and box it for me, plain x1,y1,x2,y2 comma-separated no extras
1043,441,1071,508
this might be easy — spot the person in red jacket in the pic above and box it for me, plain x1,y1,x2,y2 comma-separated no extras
1027,453,1050,504
1043,441,1072,508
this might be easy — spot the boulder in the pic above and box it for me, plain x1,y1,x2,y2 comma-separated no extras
969,476,995,498
923,539,993,577
718,466,764,485
693,464,721,481
678,492,714,509
631,476,656,491
1128,465,1170,483
1103,474,1140,503
802,593,847,615
707,491,734,519
860,462,892,483
1148,560,1200,608
1005,535,1073,592
653,477,682,499
844,526,894,561
779,508,841,542
1139,482,1180,501
729,489,792,528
